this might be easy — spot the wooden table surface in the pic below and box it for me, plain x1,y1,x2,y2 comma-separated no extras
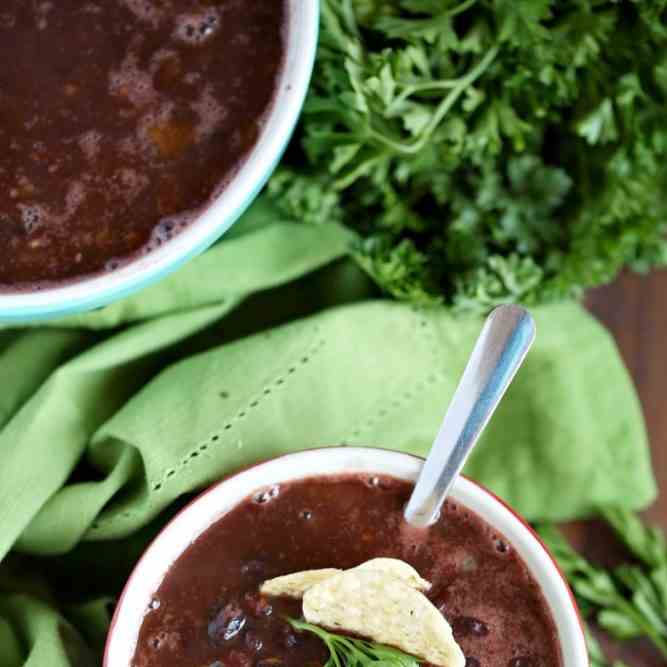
586,270,667,529
564,270,667,666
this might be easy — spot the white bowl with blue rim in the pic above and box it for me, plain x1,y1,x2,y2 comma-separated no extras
0,1,319,323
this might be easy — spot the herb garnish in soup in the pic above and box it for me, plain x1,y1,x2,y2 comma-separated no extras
132,474,563,667
0,1,286,289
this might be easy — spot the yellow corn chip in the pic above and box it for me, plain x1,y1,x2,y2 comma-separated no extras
353,558,431,592
261,558,431,600
260,568,342,599
303,569,465,667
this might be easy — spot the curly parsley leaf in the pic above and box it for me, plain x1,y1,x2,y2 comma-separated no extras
289,618,421,667
269,0,667,314
537,519,667,659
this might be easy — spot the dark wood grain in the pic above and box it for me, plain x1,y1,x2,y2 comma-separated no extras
585,271,667,530
560,270,667,666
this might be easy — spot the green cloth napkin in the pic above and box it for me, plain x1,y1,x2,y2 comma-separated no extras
0,200,655,665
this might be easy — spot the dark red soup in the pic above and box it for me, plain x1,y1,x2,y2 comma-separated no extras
0,0,286,289
132,475,563,667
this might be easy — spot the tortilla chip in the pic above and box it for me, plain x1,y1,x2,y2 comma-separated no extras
260,568,342,599
353,558,431,592
303,569,465,667
261,558,431,600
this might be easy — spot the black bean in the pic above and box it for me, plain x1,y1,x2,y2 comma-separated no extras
495,539,510,554
508,658,536,667
245,631,263,652
241,560,266,576
452,616,490,639
208,602,247,643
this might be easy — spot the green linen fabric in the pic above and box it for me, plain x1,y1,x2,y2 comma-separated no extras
0,200,655,665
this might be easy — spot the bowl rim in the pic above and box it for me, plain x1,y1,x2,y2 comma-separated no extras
0,0,320,322
103,446,589,667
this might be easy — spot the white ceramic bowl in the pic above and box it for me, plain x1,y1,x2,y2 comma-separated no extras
0,1,319,322
105,447,588,666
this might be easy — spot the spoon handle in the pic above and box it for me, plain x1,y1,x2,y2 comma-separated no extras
404,304,536,528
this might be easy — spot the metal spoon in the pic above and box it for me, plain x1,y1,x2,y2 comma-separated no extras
404,304,536,528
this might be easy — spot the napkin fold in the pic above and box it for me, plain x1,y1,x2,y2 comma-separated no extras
0,200,655,665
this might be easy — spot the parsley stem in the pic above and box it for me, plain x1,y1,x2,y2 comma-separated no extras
366,45,499,156
616,596,667,657
449,0,479,18
334,153,389,190
339,0,359,40
321,0,353,51
384,79,463,117
406,45,499,154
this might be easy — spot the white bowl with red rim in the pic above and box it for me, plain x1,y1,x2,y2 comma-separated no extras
104,447,589,666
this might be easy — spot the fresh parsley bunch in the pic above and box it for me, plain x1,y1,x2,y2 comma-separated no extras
270,0,667,313
538,509,667,665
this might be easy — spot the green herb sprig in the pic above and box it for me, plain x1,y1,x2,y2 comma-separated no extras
270,0,667,313
586,629,629,667
289,618,421,666
538,509,667,662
